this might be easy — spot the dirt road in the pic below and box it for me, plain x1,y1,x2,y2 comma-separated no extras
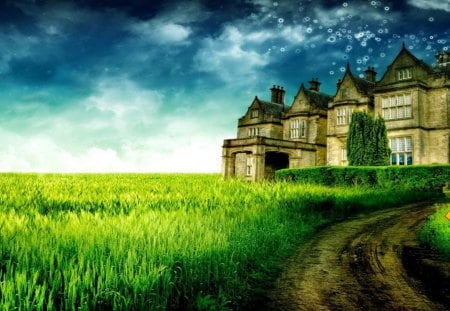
266,202,449,310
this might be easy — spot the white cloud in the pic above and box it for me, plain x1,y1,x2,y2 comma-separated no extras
129,20,192,44
0,77,228,173
407,0,450,12
194,25,271,81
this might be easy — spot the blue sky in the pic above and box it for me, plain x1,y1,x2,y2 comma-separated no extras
0,0,449,172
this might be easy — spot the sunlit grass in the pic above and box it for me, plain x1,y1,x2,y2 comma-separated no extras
418,203,450,259
0,173,440,310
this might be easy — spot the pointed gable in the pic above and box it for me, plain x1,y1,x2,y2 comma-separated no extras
377,44,434,87
288,83,331,114
334,64,374,101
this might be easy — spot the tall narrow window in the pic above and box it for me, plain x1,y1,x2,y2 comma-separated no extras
290,120,299,138
246,157,252,176
337,108,352,125
251,109,259,118
341,148,347,165
248,128,260,137
337,108,346,125
390,137,413,165
300,120,307,138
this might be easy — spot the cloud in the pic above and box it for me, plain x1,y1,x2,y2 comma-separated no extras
407,0,450,12
194,25,273,82
129,20,192,44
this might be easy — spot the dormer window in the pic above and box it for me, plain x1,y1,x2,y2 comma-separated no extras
397,68,412,80
251,109,259,118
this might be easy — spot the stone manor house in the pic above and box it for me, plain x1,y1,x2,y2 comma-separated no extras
222,45,450,181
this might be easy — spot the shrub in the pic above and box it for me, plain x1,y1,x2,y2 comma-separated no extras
276,165,450,191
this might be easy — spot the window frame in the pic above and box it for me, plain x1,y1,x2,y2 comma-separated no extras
382,93,412,121
390,136,413,165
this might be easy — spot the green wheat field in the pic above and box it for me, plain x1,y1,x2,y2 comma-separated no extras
0,173,442,310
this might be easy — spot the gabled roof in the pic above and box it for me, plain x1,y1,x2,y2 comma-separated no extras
338,63,375,96
299,83,332,109
253,96,284,118
377,43,434,83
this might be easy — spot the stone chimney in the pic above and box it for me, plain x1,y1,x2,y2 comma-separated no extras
308,78,321,92
364,66,377,82
436,50,450,67
270,85,285,105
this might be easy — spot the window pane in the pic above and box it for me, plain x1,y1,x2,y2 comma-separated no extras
391,108,397,119
390,138,397,152
399,153,405,165
398,106,404,118
398,138,405,152
405,137,412,151
407,153,413,165
405,106,412,118
391,154,397,165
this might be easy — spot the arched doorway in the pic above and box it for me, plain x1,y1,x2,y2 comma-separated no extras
264,152,289,179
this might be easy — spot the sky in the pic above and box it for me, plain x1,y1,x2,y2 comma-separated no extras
0,0,449,173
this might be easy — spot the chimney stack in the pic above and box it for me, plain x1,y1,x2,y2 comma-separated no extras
364,66,377,82
308,78,321,92
436,50,450,67
270,85,285,105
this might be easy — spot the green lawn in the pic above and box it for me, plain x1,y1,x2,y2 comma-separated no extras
0,173,442,310
418,202,450,259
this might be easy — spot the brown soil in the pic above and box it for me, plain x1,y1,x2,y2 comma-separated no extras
264,202,450,311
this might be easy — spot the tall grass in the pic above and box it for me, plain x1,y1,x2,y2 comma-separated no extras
418,203,450,259
0,173,440,310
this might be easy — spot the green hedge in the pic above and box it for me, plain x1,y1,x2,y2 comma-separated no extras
276,165,450,191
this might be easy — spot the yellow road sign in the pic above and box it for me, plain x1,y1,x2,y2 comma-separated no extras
446,211,450,221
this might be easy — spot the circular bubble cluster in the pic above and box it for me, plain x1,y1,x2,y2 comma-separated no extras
263,0,449,78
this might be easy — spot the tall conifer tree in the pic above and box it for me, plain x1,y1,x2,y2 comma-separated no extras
347,111,390,166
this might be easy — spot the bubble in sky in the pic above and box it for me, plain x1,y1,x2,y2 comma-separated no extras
371,1,377,6
380,52,386,57
329,70,335,75
332,62,337,65
295,49,301,53
327,35,336,43
273,2,278,6
361,41,367,47
343,2,348,7
346,45,352,52
359,74,365,78
340,66,346,72
375,37,382,42
278,18,284,24
409,35,416,40
280,47,286,52
384,6,390,11
430,36,434,39
306,27,313,33
438,39,447,44
428,17,434,22
299,7,304,12
328,28,333,33
303,17,311,22
363,55,370,61
444,47,448,51
343,55,349,60
357,58,362,64
313,19,319,24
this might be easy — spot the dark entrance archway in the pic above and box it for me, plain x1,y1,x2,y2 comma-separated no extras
264,152,289,179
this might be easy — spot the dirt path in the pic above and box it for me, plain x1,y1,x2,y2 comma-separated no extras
266,202,449,311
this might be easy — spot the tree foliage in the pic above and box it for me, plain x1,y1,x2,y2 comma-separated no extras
347,111,390,166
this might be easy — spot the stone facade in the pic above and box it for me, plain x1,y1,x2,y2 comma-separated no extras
222,45,450,181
